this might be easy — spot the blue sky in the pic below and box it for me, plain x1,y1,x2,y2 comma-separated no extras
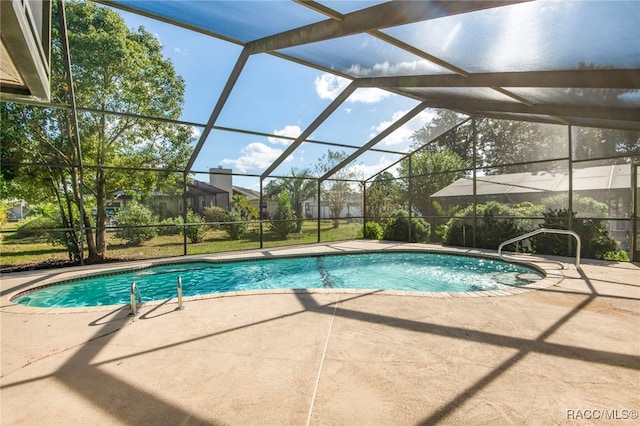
112,6,437,189
109,0,640,191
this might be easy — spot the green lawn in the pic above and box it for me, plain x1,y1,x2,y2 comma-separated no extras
0,220,363,270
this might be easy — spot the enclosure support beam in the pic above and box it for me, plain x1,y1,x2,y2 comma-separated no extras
246,1,527,54
362,182,367,238
358,69,640,90
408,155,413,243
182,172,188,255
472,117,478,248
632,163,638,263
317,181,322,243
568,126,575,256
259,178,264,249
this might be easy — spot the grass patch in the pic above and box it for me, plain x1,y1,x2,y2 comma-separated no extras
0,220,363,271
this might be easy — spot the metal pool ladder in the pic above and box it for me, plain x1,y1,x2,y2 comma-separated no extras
129,282,142,316
175,276,185,311
498,228,581,269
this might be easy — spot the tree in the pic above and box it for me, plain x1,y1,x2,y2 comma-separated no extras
268,191,296,239
0,1,192,262
410,110,569,174
365,172,403,223
573,127,640,160
264,168,315,232
474,118,567,173
411,110,473,163
399,148,467,219
314,150,359,228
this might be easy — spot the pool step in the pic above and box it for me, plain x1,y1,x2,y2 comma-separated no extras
494,272,540,286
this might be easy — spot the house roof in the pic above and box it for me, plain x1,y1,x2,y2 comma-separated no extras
233,186,260,200
431,164,632,198
187,180,227,196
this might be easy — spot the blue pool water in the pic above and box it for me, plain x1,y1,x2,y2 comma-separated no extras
12,252,543,308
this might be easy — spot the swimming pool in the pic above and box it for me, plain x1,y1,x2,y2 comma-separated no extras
11,251,544,308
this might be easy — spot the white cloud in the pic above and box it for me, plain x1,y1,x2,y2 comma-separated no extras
268,125,301,145
191,126,202,139
346,60,444,77
353,156,398,179
173,47,190,55
220,143,292,173
314,73,390,104
619,90,640,105
314,73,350,100
371,110,436,146
349,88,390,104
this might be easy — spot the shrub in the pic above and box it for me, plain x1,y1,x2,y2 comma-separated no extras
14,203,60,238
203,206,227,228
363,221,383,239
382,210,430,243
114,202,158,245
530,209,616,259
183,210,207,243
268,191,296,239
157,216,183,236
603,249,629,262
15,214,59,238
443,201,527,249
0,201,9,236
221,209,247,240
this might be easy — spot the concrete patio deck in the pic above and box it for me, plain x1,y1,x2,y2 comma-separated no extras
1,241,638,425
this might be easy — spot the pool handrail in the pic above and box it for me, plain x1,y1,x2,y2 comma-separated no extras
129,281,142,316
498,228,581,269
176,276,185,311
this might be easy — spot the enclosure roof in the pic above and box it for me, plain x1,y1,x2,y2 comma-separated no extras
96,0,640,179
103,1,639,124
431,164,632,198
5,0,636,183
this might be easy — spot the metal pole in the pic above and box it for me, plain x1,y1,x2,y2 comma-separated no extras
631,163,638,262
567,125,574,256
362,181,367,237
317,180,321,243
57,0,85,265
259,178,264,249
472,117,478,248
408,155,413,243
176,276,185,310
182,171,188,255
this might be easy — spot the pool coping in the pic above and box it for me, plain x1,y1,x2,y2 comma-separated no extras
2,242,568,315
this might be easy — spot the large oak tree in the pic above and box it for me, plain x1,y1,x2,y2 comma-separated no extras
1,1,193,261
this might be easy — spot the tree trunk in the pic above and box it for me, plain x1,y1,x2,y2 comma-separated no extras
70,165,97,259
95,167,108,257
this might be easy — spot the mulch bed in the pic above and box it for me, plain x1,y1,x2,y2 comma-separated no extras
0,256,139,274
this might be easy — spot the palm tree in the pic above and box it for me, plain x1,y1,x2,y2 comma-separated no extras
264,168,317,232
